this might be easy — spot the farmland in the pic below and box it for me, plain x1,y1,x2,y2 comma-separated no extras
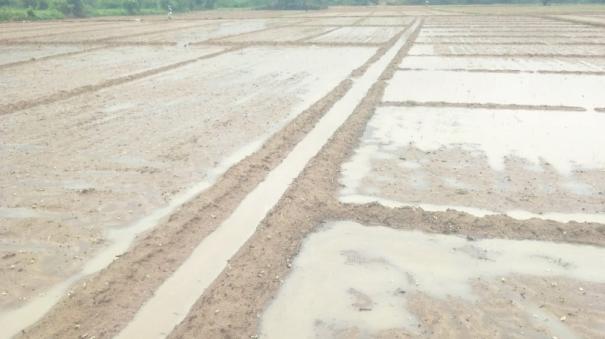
1,5,605,339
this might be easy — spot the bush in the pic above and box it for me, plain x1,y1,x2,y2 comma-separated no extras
69,0,85,16
263,0,326,9
0,7,28,19
52,0,71,14
159,0,172,9
51,0,85,16
122,0,139,13
35,7,63,17
21,0,50,9
98,0,123,8
0,7,63,20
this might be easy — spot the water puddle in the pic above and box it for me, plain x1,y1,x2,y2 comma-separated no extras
399,56,605,72
385,70,605,111
351,106,605,175
337,105,605,223
260,221,605,338
115,20,422,339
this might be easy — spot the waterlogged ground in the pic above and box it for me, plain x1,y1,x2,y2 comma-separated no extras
339,13,605,224
1,5,605,339
339,106,605,221
261,221,605,338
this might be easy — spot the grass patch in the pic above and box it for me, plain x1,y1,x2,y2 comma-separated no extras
88,7,164,16
0,7,64,20
0,6,166,21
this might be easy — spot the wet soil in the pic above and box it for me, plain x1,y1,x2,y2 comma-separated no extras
2,6,605,339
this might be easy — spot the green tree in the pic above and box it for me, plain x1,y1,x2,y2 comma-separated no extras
123,0,139,13
53,0,85,17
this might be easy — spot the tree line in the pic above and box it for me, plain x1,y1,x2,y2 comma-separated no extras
1,0,604,20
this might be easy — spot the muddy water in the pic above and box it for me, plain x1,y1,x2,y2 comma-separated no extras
358,107,605,174
409,44,605,57
415,36,605,44
399,56,605,72
384,70,605,110
260,221,605,338
115,20,421,339
338,106,605,222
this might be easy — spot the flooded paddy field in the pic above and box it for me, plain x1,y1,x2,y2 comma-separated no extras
1,5,605,339
262,221,605,338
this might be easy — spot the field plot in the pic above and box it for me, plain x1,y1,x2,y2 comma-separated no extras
396,9,446,16
416,35,605,44
0,44,88,67
435,4,605,15
385,70,605,108
2,6,605,339
549,14,605,26
358,16,415,26
419,18,605,37
217,25,335,43
423,22,581,27
421,26,604,31
340,106,605,218
0,45,223,111
344,15,605,219
421,30,605,37
400,55,605,72
309,26,403,44
0,22,127,41
288,9,374,17
410,44,605,56
300,17,361,26
113,19,292,44
175,9,300,19
18,21,201,43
